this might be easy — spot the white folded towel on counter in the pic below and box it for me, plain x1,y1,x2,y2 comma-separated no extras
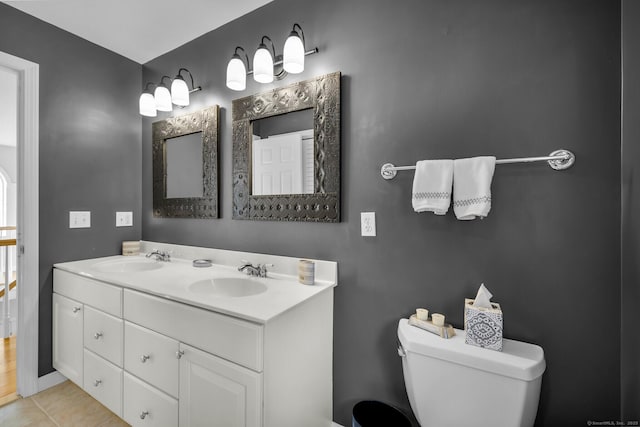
453,156,496,220
412,160,453,215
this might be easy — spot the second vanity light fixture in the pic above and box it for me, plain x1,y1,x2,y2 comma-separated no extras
139,68,202,117
226,23,318,91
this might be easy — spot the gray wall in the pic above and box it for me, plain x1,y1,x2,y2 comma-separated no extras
0,3,142,375
142,0,621,424
622,0,639,421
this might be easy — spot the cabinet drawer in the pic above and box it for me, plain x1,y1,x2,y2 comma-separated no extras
124,290,263,372
124,372,178,427
54,269,122,317
83,349,123,417
124,321,179,398
84,306,123,367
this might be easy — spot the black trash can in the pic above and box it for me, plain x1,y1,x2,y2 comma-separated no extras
352,400,411,427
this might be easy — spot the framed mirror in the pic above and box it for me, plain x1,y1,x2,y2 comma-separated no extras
232,72,341,222
152,105,219,218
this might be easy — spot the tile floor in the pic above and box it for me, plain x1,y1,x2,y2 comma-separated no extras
0,381,129,427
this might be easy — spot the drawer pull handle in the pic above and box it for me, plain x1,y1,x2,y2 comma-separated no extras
72,307,81,313
140,411,149,420
176,350,185,359
94,379,102,387
140,354,150,363
94,332,103,340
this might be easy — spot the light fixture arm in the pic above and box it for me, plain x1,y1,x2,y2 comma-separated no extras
261,35,277,59
233,46,251,72
292,23,305,48
143,82,156,93
176,68,202,93
159,75,172,88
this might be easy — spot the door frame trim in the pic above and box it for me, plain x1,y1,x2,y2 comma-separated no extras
0,50,40,397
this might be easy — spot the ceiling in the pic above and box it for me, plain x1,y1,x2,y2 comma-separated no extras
2,0,273,64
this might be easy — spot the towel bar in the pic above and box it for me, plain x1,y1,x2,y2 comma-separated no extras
380,149,575,180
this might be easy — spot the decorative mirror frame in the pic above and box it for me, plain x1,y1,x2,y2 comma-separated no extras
232,71,341,222
152,105,219,218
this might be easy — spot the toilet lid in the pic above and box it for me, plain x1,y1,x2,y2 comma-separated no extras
397,319,546,381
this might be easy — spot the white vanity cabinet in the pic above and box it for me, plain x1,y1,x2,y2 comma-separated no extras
53,264,334,427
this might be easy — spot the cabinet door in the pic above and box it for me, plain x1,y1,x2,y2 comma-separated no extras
179,343,262,427
52,293,83,386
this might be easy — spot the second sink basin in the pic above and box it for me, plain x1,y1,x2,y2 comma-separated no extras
188,277,268,297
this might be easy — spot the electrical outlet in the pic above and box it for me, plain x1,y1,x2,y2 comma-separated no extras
361,212,376,237
69,211,91,229
116,211,133,227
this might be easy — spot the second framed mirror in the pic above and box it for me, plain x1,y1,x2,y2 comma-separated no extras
232,72,341,222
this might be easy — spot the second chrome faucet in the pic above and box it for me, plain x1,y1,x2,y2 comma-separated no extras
238,260,273,278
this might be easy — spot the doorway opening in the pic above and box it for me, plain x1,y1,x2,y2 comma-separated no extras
0,64,18,403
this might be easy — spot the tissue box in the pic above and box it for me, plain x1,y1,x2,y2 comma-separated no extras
464,298,503,351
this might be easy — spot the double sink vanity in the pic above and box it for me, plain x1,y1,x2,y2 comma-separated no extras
52,241,337,427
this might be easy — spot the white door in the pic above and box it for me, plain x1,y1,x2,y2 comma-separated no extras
52,293,83,386
179,343,262,427
252,133,303,195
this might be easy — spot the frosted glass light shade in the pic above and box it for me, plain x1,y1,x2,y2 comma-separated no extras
226,56,247,91
139,93,157,117
253,46,274,83
283,33,305,74
171,77,189,106
154,85,173,111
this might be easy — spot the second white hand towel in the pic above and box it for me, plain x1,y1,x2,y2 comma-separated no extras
453,156,497,220
412,160,453,215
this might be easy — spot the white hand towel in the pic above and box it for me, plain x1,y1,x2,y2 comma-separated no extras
453,156,496,220
412,160,453,215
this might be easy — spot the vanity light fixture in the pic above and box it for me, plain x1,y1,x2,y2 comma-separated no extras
226,47,250,91
253,36,276,84
225,23,318,91
139,82,157,117
138,68,202,116
283,23,306,74
154,76,173,112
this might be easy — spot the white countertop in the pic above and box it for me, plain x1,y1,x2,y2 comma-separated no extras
54,253,336,324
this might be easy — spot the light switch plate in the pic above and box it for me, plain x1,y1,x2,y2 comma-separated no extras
69,211,91,229
116,211,133,227
361,212,376,237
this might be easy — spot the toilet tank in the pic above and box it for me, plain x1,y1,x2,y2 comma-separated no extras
397,319,546,427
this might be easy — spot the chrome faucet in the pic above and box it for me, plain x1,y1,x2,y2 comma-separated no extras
146,249,171,262
238,260,273,278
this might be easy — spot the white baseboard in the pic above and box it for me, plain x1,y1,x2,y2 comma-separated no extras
332,423,344,427
38,370,67,392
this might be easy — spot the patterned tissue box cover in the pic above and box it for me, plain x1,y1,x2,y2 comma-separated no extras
464,298,503,351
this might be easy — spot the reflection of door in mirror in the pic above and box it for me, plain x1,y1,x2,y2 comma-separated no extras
165,132,203,198
251,108,314,196
252,130,314,195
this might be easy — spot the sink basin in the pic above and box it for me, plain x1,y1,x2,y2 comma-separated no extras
92,259,163,273
188,278,267,297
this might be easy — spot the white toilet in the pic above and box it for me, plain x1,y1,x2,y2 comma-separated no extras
397,319,546,427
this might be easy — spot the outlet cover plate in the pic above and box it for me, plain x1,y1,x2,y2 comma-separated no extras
69,211,91,229
116,211,133,227
361,212,376,237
